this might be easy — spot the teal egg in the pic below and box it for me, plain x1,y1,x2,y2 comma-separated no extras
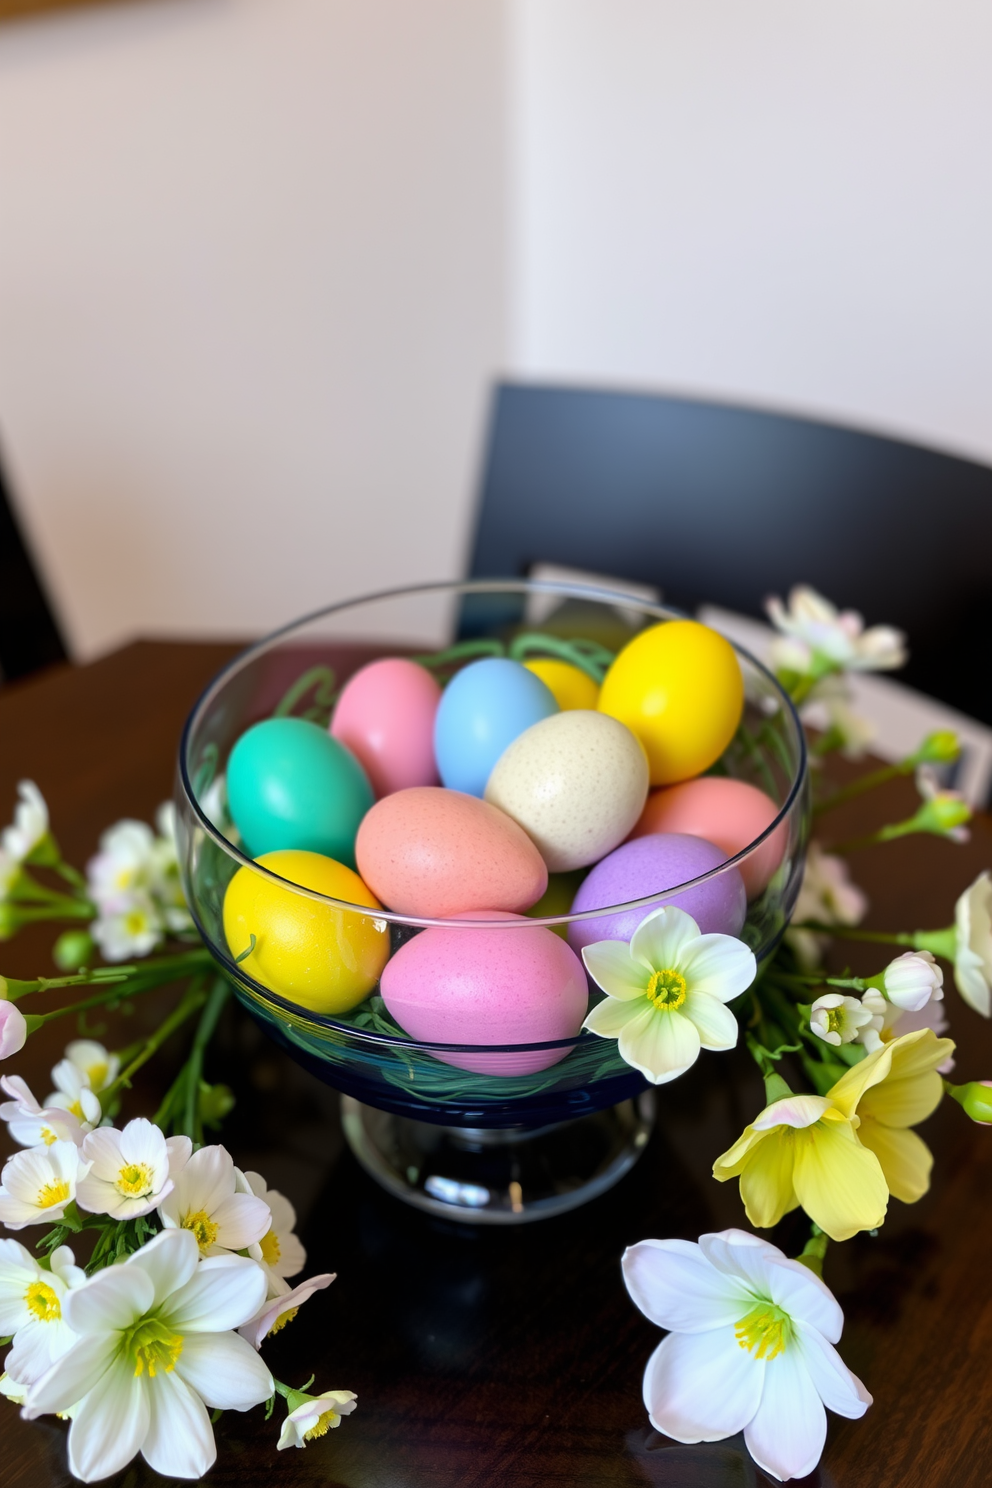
226,717,373,867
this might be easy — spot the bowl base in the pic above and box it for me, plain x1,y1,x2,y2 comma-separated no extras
340,1092,655,1224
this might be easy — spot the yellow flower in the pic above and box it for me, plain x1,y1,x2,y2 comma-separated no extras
713,1092,888,1243
827,1027,953,1204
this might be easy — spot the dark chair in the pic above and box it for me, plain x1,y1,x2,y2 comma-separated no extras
0,443,68,684
468,383,992,725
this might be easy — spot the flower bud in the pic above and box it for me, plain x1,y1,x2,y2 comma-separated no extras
52,930,96,972
872,951,944,1012
950,1080,992,1125
914,731,961,766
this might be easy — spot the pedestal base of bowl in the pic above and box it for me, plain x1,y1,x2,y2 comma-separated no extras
340,1092,656,1224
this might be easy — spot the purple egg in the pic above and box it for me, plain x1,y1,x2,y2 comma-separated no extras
567,833,746,954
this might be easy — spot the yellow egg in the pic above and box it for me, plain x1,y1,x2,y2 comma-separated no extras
523,658,600,711
223,849,389,1014
598,620,744,785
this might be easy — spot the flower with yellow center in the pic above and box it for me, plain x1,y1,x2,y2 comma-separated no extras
0,1239,85,1388
237,1169,307,1299
77,1118,191,1222
0,1140,89,1229
0,1073,87,1150
622,1227,871,1482
44,1059,101,1131
581,906,756,1085
59,1040,120,1097
157,1144,270,1258
277,1386,358,1450
23,1230,273,1483
238,1272,336,1350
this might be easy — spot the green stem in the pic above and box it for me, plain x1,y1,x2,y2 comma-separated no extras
796,1227,829,1278
181,978,231,1143
33,950,215,1024
100,984,209,1105
790,923,915,948
813,761,910,816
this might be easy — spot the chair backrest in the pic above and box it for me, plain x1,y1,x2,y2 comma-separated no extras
468,383,992,724
0,446,68,684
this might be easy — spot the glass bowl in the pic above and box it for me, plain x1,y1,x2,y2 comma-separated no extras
175,580,810,1221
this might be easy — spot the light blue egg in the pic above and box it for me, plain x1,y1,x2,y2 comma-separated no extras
434,657,558,796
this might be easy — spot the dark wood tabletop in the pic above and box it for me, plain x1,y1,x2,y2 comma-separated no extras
2,642,991,1488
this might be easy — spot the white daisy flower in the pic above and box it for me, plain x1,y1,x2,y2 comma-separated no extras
954,871,992,1018
86,819,157,904
45,1061,101,1130
23,1229,272,1483
236,1170,307,1298
766,586,906,674
0,1074,87,1148
90,893,165,963
0,1141,90,1228
0,1240,85,1386
809,993,875,1048
581,906,755,1085
277,1387,357,1449
77,1119,192,1221
157,1144,270,1257
1,781,51,864
237,1272,336,1350
59,1040,120,1097
623,1227,871,1482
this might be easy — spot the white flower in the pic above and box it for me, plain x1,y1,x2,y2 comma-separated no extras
1,781,50,863
59,1040,119,1096
157,1144,270,1257
90,893,164,963
77,1120,191,1221
954,871,992,1018
0,1141,90,1228
46,1060,101,1129
0,1240,85,1386
237,1272,336,1350
787,843,868,971
581,906,755,1085
856,989,887,1053
0,1074,87,1148
766,586,906,674
87,819,157,904
623,1227,871,1482
809,994,874,1048
23,1229,272,1483
277,1388,357,1449
238,1170,306,1298
913,766,971,844
805,675,876,759
0,999,28,1060
880,951,944,1013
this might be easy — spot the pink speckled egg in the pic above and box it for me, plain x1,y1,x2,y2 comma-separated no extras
380,912,588,1074
355,786,548,918
330,658,441,798
629,777,785,897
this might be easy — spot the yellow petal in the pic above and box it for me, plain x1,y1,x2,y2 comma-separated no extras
856,1116,933,1203
827,1041,895,1118
712,1124,763,1180
883,1028,955,1083
859,1068,944,1130
737,1129,800,1230
792,1119,888,1242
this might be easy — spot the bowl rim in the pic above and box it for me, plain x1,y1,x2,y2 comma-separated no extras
177,576,808,936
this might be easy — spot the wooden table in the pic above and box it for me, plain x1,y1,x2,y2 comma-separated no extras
2,643,991,1488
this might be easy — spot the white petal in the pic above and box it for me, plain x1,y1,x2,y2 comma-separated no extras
699,1231,844,1343
622,1239,751,1332
209,1192,271,1250
119,1118,168,1180
618,1007,701,1085
274,1230,307,1280
795,1323,872,1418
170,1144,236,1216
63,1265,154,1336
581,941,648,1000
50,1246,86,1290
123,1229,199,1308
141,1369,217,1479
175,1330,274,1409
683,991,739,1051
66,1360,151,1483
744,1349,827,1482
79,1128,126,1182
6,1318,77,1386
643,1326,763,1442
630,906,701,972
24,1334,120,1417
583,996,646,1038
165,1254,268,1333
679,934,757,1002
166,1135,193,1174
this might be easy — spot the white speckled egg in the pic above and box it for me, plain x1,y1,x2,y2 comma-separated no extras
484,710,649,873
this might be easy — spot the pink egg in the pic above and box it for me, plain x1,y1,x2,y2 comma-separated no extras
380,912,588,1074
355,786,548,918
330,658,441,798
629,777,786,897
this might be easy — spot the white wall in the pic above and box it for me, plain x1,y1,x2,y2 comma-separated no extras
1,0,989,660
0,0,508,658
510,0,992,460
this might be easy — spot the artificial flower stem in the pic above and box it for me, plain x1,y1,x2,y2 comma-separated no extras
181,976,232,1143
0,965,135,1001
813,732,960,817
791,923,916,948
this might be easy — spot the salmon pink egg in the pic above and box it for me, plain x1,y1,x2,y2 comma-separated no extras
630,777,786,897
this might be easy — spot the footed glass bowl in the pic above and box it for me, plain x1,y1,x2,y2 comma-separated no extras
176,580,809,1222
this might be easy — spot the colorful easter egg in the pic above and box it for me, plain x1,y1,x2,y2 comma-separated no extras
227,716,373,867
630,777,786,897
567,832,746,955
485,710,649,872
355,786,548,918
598,620,744,785
380,912,588,1074
330,657,441,798
523,658,600,711
434,657,558,797
223,849,388,1013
